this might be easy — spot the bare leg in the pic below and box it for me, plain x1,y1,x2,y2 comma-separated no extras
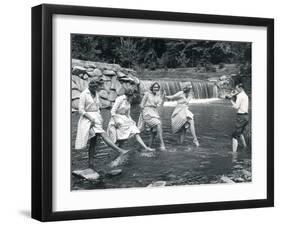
149,131,156,147
156,123,166,150
240,134,247,148
100,132,129,154
232,138,238,153
179,128,185,144
188,119,199,146
135,134,155,151
88,136,97,168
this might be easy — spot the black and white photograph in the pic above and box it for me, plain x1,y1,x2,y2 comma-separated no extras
71,34,252,190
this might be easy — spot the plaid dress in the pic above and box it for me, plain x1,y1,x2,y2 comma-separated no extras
137,92,162,132
167,91,194,134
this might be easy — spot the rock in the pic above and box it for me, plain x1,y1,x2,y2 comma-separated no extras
103,70,116,76
109,154,129,168
233,165,243,170
72,80,79,90
72,75,89,92
112,79,123,93
83,74,89,80
116,71,127,78
220,175,235,184
72,99,79,109
102,81,111,91
91,68,103,77
84,62,97,68
108,90,117,102
98,90,109,100
106,169,122,177
234,177,245,182
242,169,251,177
72,66,87,75
72,90,81,100
127,73,140,84
147,181,166,187
72,168,100,181
102,75,112,82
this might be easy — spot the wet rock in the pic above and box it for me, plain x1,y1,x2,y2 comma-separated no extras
234,177,245,182
233,164,243,170
106,169,122,177
147,181,166,187
72,168,100,181
220,175,235,184
241,169,251,177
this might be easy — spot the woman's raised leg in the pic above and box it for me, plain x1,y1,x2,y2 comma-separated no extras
100,132,129,154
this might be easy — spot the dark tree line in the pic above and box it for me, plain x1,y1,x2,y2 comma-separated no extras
72,34,251,73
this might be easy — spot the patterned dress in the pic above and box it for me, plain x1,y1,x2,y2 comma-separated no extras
137,91,163,132
75,89,105,150
168,91,194,134
107,95,140,143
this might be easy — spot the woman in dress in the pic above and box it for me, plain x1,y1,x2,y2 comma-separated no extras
75,80,129,167
138,82,166,151
165,84,200,146
107,89,155,152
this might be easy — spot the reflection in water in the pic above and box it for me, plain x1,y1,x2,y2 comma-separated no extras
71,100,251,190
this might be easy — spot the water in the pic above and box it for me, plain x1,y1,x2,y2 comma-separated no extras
140,80,219,98
71,100,251,190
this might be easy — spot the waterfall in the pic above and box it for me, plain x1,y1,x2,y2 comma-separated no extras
140,80,218,99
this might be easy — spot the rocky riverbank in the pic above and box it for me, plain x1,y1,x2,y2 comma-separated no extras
72,59,140,110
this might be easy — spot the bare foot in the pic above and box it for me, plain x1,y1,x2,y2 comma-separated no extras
159,146,166,151
193,139,200,147
145,147,156,152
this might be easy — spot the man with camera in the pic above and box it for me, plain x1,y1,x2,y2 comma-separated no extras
226,83,249,153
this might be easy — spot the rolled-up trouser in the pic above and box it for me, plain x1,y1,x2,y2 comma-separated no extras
232,113,249,139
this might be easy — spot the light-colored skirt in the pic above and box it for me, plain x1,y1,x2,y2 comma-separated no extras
75,112,105,150
138,107,161,132
171,105,194,134
107,114,140,143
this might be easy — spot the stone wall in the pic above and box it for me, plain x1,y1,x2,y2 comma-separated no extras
72,59,140,110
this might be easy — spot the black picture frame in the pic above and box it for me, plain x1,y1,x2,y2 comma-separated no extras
32,4,274,222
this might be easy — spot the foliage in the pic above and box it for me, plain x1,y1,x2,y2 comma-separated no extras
71,34,251,74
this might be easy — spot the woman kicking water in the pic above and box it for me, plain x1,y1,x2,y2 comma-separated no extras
75,80,129,168
107,88,155,160
165,83,200,147
138,82,166,151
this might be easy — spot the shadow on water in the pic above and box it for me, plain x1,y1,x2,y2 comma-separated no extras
71,100,251,190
